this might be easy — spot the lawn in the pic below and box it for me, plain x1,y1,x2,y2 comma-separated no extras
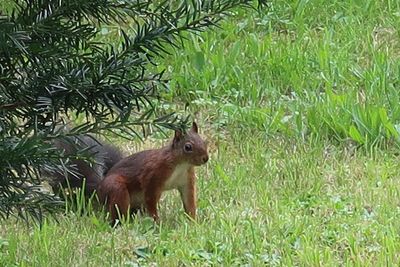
2,0,400,265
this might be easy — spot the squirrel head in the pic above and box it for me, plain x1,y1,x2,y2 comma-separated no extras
172,122,209,166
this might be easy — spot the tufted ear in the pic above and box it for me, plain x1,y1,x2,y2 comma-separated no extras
173,129,183,144
191,121,198,133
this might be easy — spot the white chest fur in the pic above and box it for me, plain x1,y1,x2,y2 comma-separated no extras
164,163,191,190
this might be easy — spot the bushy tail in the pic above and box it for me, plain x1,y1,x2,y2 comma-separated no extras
45,135,123,196
100,142,124,177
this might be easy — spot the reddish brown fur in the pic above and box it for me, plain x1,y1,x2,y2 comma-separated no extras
97,122,208,223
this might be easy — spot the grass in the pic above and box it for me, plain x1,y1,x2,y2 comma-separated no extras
2,0,400,265
2,140,400,265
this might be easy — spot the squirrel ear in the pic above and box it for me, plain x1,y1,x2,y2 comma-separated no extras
174,129,183,143
191,121,198,133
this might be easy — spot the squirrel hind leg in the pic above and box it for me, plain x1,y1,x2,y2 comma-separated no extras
106,185,130,224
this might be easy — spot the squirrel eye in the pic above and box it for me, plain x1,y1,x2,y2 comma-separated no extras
184,143,193,152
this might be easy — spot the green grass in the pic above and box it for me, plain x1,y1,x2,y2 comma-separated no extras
2,140,400,265
2,0,400,265
162,0,400,146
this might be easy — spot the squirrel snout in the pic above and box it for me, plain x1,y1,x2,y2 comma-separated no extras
202,155,209,164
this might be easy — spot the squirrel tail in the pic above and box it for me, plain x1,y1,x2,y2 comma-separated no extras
99,142,124,177
46,135,123,196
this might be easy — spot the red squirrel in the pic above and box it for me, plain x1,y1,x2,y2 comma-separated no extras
97,122,209,223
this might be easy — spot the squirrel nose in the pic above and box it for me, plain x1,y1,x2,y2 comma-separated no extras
202,155,209,163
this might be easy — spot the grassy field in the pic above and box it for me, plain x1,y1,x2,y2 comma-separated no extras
2,0,400,265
